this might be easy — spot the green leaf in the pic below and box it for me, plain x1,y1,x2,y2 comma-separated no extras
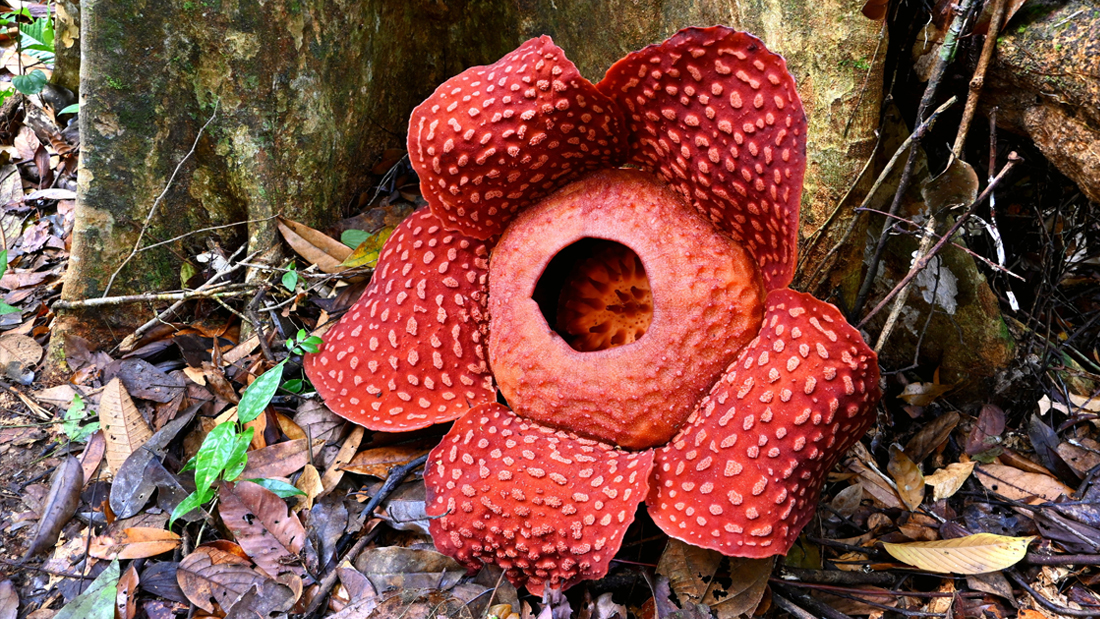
13,69,47,95
192,422,240,494
280,378,303,394
299,335,322,354
223,427,254,482
281,263,298,292
19,16,54,62
237,361,284,423
341,229,369,249
340,226,395,269
0,250,16,315
0,301,18,315
55,559,119,619
59,102,79,114
246,478,306,498
170,487,211,525
62,395,99,442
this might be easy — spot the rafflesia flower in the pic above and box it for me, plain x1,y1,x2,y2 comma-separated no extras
305,26,881,594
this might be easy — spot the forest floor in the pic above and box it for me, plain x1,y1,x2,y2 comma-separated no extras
1,1,1100,619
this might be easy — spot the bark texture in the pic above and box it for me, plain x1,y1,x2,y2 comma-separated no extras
986,0,1100,204
61,0,884,344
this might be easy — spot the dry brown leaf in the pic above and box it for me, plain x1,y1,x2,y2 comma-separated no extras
925,461,975,501
897,379,951,407
904,411,959,464
343,443,431,478
975,464,1072,503
294,464,323,512
218,481,311,582
888,445,925,511
89,527,181,560
176,546,272,614
657,538,723,604
276,413,306,441
79,430,106,484
883,533,1035,574
845,458,904,510
701,556,773,617
0,332,43,383
239,438,322,479
277,216,351,274
99,378,154,476
1057,439,1100,477
319,426,364,497
116,563,139,619
830,484,864,518
23,456,83,558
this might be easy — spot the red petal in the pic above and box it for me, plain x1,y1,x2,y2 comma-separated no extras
408,36,627,240
597,26,806,290
425,403,654,595
648,289,880,557
304,208,495,431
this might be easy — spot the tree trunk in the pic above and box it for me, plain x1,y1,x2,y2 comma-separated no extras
57,0,884,348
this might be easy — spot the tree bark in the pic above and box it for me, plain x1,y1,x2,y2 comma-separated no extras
58,0,884,347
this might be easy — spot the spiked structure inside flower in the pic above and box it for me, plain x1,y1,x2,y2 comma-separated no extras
555,241,654,352
307,25,884,595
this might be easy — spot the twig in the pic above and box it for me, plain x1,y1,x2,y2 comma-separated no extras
1008,570,1100,617
858,152,1020,329
875,216,936,353
135,216,278,254
855,207,1024,280
116,246,257,352
773,585,856,619
852,0,978,319
952,0,1008,156
771,594,818,619
802,97,956,291
302,454,429,619
782,567,895,587
103,100,219,297
1027,553,1100,566
52,283,255,310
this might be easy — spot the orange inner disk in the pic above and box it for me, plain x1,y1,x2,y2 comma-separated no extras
555,242,653,352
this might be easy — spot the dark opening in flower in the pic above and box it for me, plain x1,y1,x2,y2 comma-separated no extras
536,238,653,352
306,25,883,595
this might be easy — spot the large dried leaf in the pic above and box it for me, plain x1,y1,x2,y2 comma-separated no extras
277,216,351,274
883,533,1035,574
888,445,925,511
113,359,186,403
966,404,1005,456
109,409,196,518
319,425,364,496
354,547,466,592
925,461,976,501
657,538,722,604
89,527,181,560
176,547,271,614
218,481,310,582
701,556,773,617
99,378,154,476
343,443,432,478
975,464,1072,503
23,455,83,558
79,430,106,484
238,438,321,479
904,411,960,464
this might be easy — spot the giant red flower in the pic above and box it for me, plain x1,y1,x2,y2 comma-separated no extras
306,26,881,595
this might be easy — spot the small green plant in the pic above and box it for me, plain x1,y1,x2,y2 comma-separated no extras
62,394,100,442
0,250,20,315
19,14,54,64
170,330,319,524
13,69,47,95
281,261,299,293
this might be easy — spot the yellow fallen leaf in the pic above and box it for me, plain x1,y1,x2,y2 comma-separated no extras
925,461,975,501
974,463,1072,503
888,445,924,511
883,533,1035,574
341,226,395,269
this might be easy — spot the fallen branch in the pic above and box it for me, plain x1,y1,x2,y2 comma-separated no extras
52,283,255,310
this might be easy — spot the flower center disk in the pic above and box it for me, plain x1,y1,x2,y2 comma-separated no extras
539,240,654,352
488,169,766,450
